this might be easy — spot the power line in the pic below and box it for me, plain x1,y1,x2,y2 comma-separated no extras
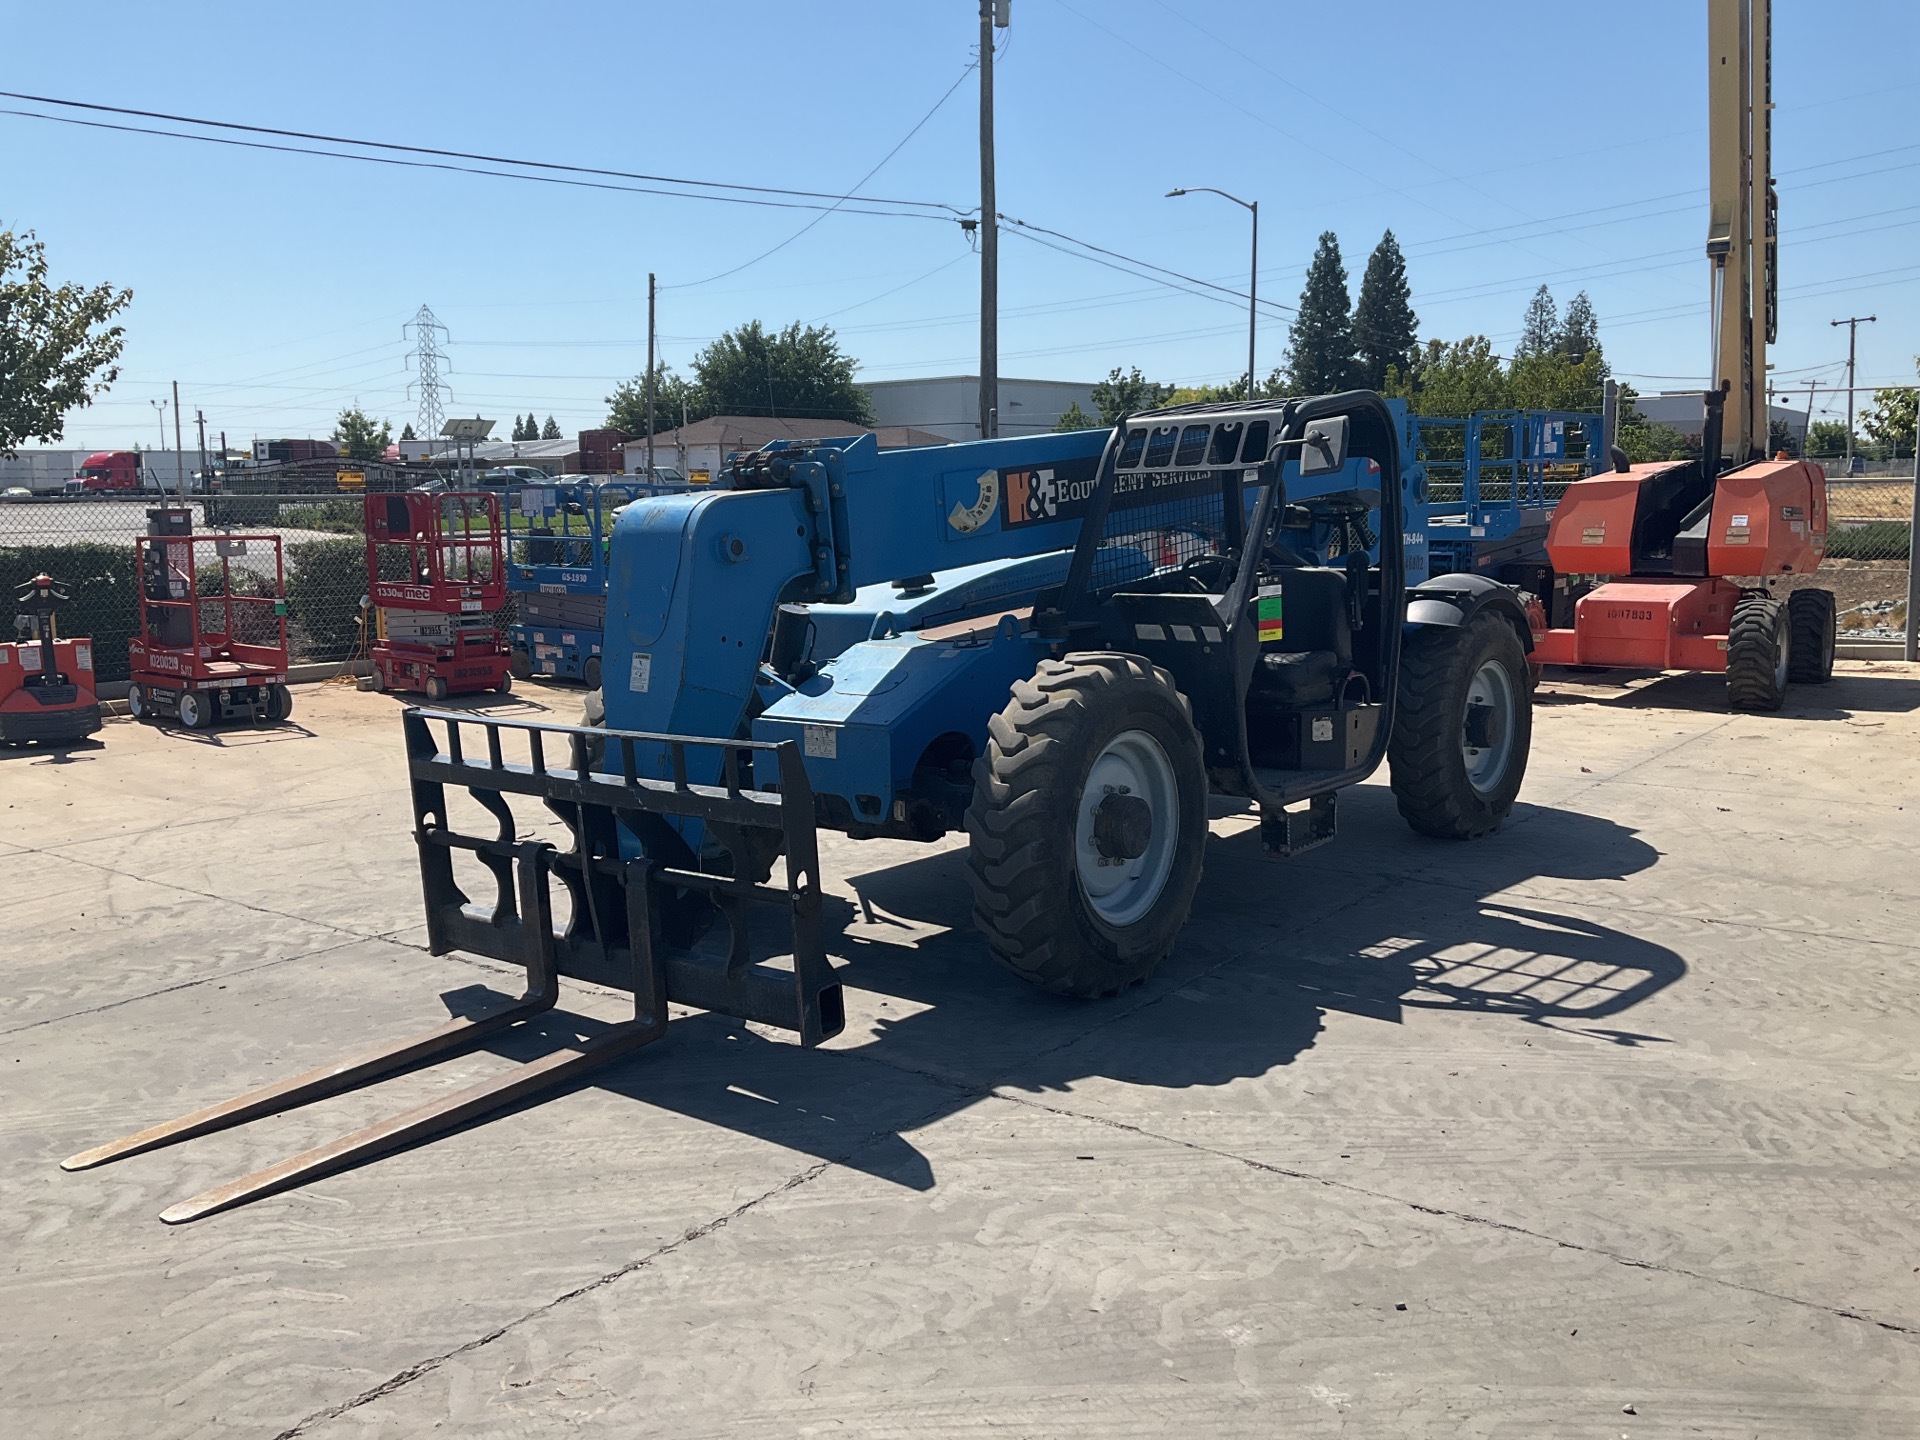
0,88,966,215
999,216,1295,316
666,63,978,291
0,107,958,222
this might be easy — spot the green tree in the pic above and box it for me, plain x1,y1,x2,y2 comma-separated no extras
1053,400,1102,432
1166,374,1251,406
1768,418,1799,457
399,422,416,441
1517,285,1559,359
607,362,701,434
0,228,132,455
1386,336,1509,416
1284,231,1357,393
541,415,561,440
1090,366,1174,424
1508,350,1608,412
1558,290,1602,365
331,405,393,461
517,413,535,441
1805,419,1854,459
1862,366,1917,458
697,319,871,423
1352,230,1417,391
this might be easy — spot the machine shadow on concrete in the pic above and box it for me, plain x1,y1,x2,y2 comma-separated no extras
416,783,1683,1197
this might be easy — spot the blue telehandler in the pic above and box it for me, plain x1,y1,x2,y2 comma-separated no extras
66,390,1539,1221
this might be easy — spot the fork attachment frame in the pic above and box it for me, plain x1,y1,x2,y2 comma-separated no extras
62,709,839,1223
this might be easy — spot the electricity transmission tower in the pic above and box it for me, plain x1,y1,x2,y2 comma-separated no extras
404,304,451,440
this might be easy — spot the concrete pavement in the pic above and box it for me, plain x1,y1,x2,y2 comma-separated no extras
4,664,1918,1437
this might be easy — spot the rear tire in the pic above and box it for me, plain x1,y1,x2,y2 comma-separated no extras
126,683,147,720
178,689,214,730
1787,588,1836,684
425,676,449,702
582,655,602,690
1389,610,1532,839
493,672,513,694
966,653,1208,998
509,648,532,681
1726,593,1790,711
266,683,294,721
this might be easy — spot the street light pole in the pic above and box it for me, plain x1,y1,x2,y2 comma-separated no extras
149,397,168,489
1167,186,1258,398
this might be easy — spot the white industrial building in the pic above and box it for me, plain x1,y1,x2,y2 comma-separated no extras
1634,392,1812,449
864,375,1099,442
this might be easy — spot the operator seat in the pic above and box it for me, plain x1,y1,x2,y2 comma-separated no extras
1246,566,1351,709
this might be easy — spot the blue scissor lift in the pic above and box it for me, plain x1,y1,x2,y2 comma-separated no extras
1411,409,1604,614
506,480,659,687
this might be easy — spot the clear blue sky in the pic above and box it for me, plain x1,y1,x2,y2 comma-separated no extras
5,0,1917,448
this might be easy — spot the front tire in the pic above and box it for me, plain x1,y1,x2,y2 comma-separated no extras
966,653,1208,998
265,683,294,722
126,683,147,721
1389,610,1532,839
1726,593,1790,711
178,689,214,730
425,676,450,702
1787,588,1835,684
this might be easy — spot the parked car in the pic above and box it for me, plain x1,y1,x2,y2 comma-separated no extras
2,486,32,502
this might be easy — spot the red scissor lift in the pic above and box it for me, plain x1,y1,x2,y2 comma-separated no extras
128,509,293,729
365,491,512,700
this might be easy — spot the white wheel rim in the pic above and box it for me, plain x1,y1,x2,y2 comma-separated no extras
1462,660,1516,796
1073,728,1179,928
127,687,143,717
183,694,202,725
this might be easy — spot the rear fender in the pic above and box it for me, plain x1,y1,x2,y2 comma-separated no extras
1405,572,1534,653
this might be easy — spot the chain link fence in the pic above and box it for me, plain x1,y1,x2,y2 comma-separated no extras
0,492,522,684
1821,475,1913,641
4,475,1915,679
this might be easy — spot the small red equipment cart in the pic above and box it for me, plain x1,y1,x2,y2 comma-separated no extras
364,491,512,700
127,509,293,729
1,571,103,746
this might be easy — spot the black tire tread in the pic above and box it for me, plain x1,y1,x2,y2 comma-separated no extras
1787,588,1836,684
965,653,1203,998
1726,594,1788,711
1388,612,1531,840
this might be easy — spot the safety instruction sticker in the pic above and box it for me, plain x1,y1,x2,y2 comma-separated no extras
1256,594,1285,644
629,652,652,693
803,724,837,759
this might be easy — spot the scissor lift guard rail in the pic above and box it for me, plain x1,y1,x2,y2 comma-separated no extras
64,708,839,1222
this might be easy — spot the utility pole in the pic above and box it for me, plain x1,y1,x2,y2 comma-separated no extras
1804,378,1818,457
171,380,186,498
978,0,1007,440
1831,314,1876,468
195,409,208,490
645,272,657,481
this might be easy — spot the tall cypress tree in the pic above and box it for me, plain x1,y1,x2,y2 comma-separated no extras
1517,286,1559,359
1558,290,1602,364
1284,232,1358,394
1352,230,1418,391
541,415,561,439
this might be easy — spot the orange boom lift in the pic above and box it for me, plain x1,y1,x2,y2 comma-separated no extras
1533,0,1836,709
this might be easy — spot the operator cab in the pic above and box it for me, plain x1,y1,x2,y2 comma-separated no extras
1048,395,1404,808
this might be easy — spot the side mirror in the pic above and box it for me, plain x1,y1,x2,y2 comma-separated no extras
1298,415,1350,478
